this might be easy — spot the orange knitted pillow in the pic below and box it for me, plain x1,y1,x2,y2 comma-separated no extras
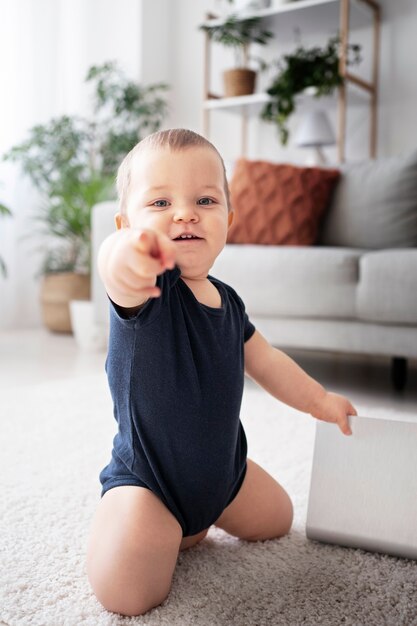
227,159,340,245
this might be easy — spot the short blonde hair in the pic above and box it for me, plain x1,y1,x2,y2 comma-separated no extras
116,128,231,215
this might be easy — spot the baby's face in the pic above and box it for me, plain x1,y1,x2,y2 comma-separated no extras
121,146,233,279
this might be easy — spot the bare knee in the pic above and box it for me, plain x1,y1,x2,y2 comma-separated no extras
92,577,170,617
102,592,169,617
93,584,168,616
87,551,172,616
86,486,182,616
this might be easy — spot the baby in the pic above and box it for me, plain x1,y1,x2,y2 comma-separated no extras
86,128,356,617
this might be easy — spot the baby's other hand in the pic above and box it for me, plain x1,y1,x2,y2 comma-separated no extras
310,391,357,436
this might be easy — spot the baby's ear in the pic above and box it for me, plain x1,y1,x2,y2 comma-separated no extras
227,210,234,228
115,213,129,230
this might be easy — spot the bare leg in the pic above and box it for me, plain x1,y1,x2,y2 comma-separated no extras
214,458,293,541
86,485,183,616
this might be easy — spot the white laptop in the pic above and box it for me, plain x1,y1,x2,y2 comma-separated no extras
306,414,417,560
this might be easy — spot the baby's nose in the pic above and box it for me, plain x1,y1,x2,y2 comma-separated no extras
173,207,199,222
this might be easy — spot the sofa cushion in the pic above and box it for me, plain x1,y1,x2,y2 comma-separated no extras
357,250,417,324
227,158,340,246
212,245,361,318
320,150,417,248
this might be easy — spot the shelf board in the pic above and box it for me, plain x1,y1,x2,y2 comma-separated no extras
203,93,273,115
203,82,370,116
202,0,376,28
203,0,337,26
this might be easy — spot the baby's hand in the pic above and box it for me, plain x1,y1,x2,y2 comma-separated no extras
310,391,357,436
98,228,176,309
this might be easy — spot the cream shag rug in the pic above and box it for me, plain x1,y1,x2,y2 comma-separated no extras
1,373,417,626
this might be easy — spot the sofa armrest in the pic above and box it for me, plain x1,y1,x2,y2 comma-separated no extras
91,201,118,325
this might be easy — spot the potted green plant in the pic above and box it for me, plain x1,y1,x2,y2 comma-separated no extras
4,62,169,333
0,202,12,278
200,15,273,97
261,36,362,145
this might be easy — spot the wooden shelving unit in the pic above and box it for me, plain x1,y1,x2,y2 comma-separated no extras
202,0,381,162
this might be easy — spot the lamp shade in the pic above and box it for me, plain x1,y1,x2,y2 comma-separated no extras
295,110,335,147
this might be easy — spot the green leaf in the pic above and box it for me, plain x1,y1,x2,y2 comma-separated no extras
200,15,273,57
0,256,7,278
0,203,12,217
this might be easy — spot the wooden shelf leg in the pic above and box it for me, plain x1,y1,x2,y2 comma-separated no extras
338,0,350,163
203,16,211,138
370,4,381,158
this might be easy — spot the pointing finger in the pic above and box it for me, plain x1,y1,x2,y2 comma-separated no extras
135,230,155,255
135,230,175,269
155,233,176,269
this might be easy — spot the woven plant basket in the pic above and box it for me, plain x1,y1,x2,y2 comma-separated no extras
40,272,91,333
223,68,256,97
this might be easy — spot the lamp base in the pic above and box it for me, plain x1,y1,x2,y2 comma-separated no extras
304,147,327,167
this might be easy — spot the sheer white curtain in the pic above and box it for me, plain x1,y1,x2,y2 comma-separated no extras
0,0,142,329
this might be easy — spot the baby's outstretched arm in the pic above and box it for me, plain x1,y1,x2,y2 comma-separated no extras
244,330,356,436
98,228,176,312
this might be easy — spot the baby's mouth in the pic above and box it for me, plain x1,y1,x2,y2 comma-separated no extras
173,234,203,241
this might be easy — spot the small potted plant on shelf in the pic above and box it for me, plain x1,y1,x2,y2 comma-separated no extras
200,15,273,97
4,62,169,333
261,36,362,145
0,202,12,278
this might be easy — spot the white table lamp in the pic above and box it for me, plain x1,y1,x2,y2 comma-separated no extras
295,109,335,166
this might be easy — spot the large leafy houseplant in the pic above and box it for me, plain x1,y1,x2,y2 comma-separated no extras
200,15,273,96
4,62,169,275
3,62,169,332
261,37,362,145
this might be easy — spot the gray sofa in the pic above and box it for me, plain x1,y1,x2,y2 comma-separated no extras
91,151,417,389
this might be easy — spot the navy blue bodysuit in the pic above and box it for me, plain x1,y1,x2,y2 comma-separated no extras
100,266,256,537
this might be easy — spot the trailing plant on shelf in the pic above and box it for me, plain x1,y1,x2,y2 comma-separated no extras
261,36,362,145
0,202,12,278
200,15,273,96
3,61,169,276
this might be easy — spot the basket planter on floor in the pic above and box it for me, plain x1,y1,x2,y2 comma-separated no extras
40,272,91,333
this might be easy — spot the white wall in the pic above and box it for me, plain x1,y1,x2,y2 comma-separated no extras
1,0,416,329
139,0,173,88
0,0,142,329
377,0,417,155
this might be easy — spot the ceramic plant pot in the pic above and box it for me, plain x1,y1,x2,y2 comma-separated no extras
223,68,256,97
69,299,107,351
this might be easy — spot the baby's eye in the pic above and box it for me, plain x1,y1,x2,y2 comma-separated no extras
197,197,215,206
152,200,170,208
